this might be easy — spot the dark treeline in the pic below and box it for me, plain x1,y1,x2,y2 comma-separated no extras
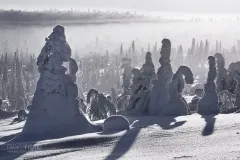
0,9,145,23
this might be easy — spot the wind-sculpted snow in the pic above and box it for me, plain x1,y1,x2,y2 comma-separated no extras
164,66,193,116
1,114,240,160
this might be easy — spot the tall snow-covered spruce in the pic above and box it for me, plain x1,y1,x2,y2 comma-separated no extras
197,56,219,115
148,39,173,115
13,25,101,142
214,53,227,93
121,57,133,96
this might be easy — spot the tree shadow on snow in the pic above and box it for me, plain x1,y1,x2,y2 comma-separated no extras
0,133,20,143
0,134,37,160
0,111,17,120
104,128,140,160
0,131,119,160
157,116,186,130
131,116,186,130
201,115,216,136
104,116,186,160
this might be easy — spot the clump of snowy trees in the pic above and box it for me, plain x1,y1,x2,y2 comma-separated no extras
87,89,116,121
0,51,37,112
2,33,240,118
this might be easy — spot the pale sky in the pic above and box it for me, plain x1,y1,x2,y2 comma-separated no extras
1,0,240,13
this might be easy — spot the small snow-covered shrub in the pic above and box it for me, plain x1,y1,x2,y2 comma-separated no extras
18,109,27,121
87,89,116,121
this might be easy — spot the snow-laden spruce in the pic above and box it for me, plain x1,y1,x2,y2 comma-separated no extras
13,25,101,142
234,75,240,109
121,57,133,96
197,56,219,115
163,66,193,116
226,62,240,94
86,89,116,121
149,39,173,115
116,94,130,112
140,52,156,83
214,53,227,93
126,52,155,115
218,90,236,113
111,87,118,106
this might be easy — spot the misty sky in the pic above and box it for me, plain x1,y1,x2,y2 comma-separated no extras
1,0,240,13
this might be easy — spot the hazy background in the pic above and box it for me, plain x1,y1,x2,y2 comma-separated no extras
1,0,240,56
2,0,240,13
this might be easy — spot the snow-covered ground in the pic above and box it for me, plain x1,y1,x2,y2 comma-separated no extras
0,114,240,160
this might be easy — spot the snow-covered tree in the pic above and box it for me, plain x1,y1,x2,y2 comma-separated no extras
214,53,227,93
111,87,118,106
149,39,173,115
120,43,123,56
164,66,193,116
126,53,156,115
204,39,209,57
1,54,8,100
177,45,184,67
234,75,240,109
24,71,30,103
218,90,236,113
14,56,26,110
17,25,101,142
87,89,116,121
121,57,133,96
198,56,219,115
226,62,240,94
132,41,135,53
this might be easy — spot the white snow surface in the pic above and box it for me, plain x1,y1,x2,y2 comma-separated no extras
0,114,240,160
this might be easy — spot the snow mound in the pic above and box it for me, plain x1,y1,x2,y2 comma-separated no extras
103,115,130,132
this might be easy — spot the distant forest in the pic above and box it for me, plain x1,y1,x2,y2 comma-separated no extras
0,9,149,24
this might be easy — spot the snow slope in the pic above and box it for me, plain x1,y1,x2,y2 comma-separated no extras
0,114,240,160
